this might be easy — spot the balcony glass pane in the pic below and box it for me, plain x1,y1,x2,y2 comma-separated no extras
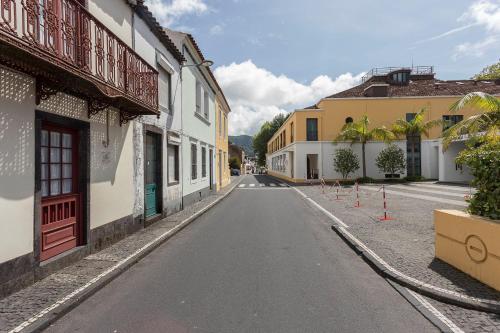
50,164,61,179
50,132,61,147
62,133,72,148
50,148,61,163
62,149,72,163
41,164,49,180
62,179,72,194
41,181,49,197
50,180,61,196
41,130,49,146
63,164,72,178
41,147,49,163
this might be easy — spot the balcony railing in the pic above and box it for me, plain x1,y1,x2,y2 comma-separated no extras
0,0,158,115
362,66,434,83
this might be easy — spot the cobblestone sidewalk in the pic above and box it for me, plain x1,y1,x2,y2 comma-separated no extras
296,183,500,333
0,177,241,333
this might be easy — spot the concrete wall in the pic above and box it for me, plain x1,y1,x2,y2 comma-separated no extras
0,66,135,264
0,68,35,263
421,140,440,179
439,141,473,183
267,140,408,182
88,0,133,47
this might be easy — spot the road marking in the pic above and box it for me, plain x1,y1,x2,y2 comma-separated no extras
238,187,291,190
259,183,265,187
362,186,467,207
292,187,349,228
406,288,465,333
410,183,475,193
8,179,245,333
249,184,255,187
238,184,246,188
387,185,466,198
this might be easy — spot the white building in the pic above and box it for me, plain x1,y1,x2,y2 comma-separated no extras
164,29,218,207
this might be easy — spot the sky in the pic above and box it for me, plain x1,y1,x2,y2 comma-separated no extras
144,0,500,136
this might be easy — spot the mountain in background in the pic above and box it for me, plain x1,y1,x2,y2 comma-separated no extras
229,135,254,157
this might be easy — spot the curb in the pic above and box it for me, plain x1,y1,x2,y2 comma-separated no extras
16,177,245,333
329,223,500,314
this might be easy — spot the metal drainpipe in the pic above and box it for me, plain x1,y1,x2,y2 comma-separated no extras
180,47,184,210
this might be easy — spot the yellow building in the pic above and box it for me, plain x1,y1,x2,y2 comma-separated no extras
215,93,231,190
267,67,500,183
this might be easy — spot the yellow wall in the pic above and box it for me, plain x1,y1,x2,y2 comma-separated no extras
268,95,485,153
215,97,230,190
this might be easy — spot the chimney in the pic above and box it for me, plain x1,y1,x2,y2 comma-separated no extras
363,84,389,97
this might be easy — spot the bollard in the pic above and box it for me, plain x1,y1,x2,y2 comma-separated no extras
379,185,394,221
334,180,342,200
354,181,361,208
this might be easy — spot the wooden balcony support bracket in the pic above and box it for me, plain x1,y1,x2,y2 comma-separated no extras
88,98,110,119
119,109,140,126
35,77,60,105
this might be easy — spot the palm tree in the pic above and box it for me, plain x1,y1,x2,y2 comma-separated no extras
335,115,394,178
392,108,442,176
442,92,500,149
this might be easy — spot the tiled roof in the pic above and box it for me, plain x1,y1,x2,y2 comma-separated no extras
327,78,500,98
133,1,185,63
164,28,231,112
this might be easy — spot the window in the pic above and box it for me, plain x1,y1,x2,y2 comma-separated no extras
219,110,222,136
392,71,409,84
345,117,353,124
159,68,171,112
167,144,179,184
202,146,207,178
283,130,286,147
196,81,201,114
222,114,226,139
406,113,416,122
290,122,294,142
191,144,197,179
204,91,209,119
443,115,464,131
41,129,75,197
306,118,318,141
225,116,228,138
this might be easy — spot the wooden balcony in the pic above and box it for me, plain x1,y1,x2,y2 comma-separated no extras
0,0,158,121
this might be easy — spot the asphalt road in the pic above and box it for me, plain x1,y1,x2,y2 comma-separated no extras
45,175,438,333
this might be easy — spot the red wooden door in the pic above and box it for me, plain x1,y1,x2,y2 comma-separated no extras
40,124,80,261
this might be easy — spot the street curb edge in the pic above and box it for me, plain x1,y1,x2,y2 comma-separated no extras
329,224,500,315
21,177,245,333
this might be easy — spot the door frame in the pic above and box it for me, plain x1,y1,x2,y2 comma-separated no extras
209,148,213,190
143,125,163,224
34,111,90,263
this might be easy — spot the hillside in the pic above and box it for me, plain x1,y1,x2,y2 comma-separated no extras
229,135,254,157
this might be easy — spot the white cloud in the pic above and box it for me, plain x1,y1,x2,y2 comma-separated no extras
214,60,364,135
459,0,500,33
209,24,224,35
453,0,500,58
145,0,208,26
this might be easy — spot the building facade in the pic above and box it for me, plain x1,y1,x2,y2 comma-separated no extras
267,67,500,183
215,95,231,190
164,29,218,207
0,0,230,298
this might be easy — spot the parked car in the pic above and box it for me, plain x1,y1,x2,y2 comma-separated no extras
231,168,241,176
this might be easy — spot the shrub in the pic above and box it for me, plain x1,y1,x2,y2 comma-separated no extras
356,176,376,184
456,142,500,220
333,148,360,179
404,175,426,182
376,144,406,177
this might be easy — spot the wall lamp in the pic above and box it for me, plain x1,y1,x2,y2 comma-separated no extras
182,60,214,68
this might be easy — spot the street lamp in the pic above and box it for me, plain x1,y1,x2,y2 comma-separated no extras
182,59,214,68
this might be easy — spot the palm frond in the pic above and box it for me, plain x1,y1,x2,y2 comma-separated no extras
450,92,500,113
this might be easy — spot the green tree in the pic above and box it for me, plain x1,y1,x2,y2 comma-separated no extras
253,113,289,166
473,59,500,80
335,115,394,178
392,108,442,176
443,92,500,149
375,144,406,177
456,141,499,220
229,156,240,170
333,148,360,179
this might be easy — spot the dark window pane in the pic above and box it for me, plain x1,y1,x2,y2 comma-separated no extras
50,132,60,147
62,133,72,148
41,130,49,146
50,164,61,179
50,148,61,163
50,180,61,196
62,149,72,163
